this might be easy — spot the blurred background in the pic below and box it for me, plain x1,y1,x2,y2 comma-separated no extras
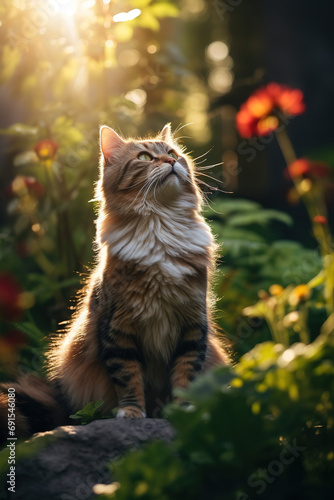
0,0,333,376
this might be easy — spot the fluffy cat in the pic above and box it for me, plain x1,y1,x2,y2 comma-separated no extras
0,124,229,441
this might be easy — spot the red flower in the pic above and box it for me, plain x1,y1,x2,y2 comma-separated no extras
0,272,24,321
309,161,331,178
313,215,327,225
236,83,306,138
266,83,305,115
285,159,331,180
0,330,28,369
236,107,258,139
8,176,45,198
1,330,28,348
34,139,59,161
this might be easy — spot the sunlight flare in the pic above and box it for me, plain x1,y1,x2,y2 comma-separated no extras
113,9,141,23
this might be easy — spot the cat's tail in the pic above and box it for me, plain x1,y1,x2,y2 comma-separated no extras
0,374,70,446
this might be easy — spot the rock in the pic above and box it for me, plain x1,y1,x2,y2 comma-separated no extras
10,419,175,500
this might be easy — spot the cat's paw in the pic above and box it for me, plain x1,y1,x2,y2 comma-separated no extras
116,406,146,418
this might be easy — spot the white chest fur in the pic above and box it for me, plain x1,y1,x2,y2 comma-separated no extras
103,209,213,274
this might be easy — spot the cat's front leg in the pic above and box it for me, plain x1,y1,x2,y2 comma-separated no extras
171,321,207,397
101,331,146,418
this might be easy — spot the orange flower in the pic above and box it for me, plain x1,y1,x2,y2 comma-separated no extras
34,139,59,161
289,284,311,306
236,83,305,138
313,215,327,225
285,159,311,179
269,284,284,296
285,159,331,180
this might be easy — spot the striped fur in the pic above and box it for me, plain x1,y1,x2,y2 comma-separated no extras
1,125,229,439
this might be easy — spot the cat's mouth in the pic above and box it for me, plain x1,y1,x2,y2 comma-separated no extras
168,169,178,178
161,166,179,183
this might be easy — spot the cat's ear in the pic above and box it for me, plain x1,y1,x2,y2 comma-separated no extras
100,126,125,158
160,123,173,143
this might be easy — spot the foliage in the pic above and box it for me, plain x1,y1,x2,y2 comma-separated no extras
70,399,112,425
205,198,323,356
95,328,334,500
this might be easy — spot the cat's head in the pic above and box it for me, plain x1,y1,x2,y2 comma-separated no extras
96,124,201,215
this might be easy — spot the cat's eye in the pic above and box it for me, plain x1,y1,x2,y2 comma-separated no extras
168,151,178,160
138,152,153,161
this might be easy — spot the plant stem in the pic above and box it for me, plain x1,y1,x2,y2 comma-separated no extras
298,305,310,345
275,127,334,314
275,129,315,217
275,128,331,256
274,128,297,165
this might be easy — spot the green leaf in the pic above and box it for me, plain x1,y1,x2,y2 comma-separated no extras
210,225,266,244
205,198,262,217
113,23,134,43
149,3,179,18
228,209,293,227
12,321,44,344
69,399,109,425
129,0,152,7
136,11,160,30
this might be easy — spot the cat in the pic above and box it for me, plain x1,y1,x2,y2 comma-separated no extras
0,124,229,442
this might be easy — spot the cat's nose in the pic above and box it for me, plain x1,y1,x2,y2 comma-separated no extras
165,157,176,166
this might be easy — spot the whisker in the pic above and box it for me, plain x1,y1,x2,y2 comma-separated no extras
128,178,152,209
192,147,214,162
142,172,161,204
173,135,191,141
196,161,224,170
174,122,193,136
197,179,233,195
194,158,209,166
201,190,212,208
203,200,226,216
196,172,227,186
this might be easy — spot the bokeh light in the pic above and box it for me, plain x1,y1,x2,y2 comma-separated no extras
147,44,158,54
206,41,229,63
181,0,206,17
208,68,234,94
118,49,141,68
184,91,211,143
125,89,147,108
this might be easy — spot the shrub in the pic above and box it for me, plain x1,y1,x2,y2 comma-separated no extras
96,328,334,500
